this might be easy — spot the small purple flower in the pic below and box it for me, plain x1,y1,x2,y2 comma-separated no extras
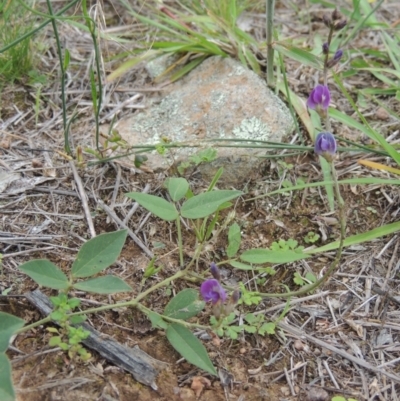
307,85,331,111
322,42,329,55
314,132,337,162
200,279,227,304
210,262,221,281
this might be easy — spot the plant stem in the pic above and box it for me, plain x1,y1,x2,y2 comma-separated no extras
45,0,70,155
323,27,334,132
266,0,275,87
176,216,184,267
136,304,209,330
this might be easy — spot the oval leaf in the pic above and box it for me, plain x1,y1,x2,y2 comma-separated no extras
165,177,189,202
73,276,132,294
229,261,253,270
19,259,69,290
166,323,217,376
72,230,128,278
0,354,15,401
240,249,309,264
181,190,242,219
164,289,205,320
126,192,178,221
227,223,241,258
0,312,25,352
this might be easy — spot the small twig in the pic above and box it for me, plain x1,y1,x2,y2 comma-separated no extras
110,163,122,210
97,199,153,258
284,367,296,396
326,296,338,327
322,360,339,389
270,362,307,383
69,161,96,238
123,184,151,225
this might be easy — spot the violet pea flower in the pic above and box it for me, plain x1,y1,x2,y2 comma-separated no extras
314,132,337,162
307,84,331,111
200,279,227,305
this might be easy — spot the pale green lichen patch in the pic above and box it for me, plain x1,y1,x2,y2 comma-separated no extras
233,117,273,141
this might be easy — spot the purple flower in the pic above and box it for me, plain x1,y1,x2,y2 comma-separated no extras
314,132,337,162
322,42,329,55
307,85,331,111
200,279,227,304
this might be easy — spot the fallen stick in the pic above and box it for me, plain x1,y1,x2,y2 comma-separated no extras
25,289,167,390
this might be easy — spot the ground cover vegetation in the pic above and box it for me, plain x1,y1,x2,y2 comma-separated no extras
1,0,400,400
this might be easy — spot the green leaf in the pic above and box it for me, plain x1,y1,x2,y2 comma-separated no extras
125,192,179,221
49,336,62,346
259,322,276,335
275,44,322,69
240,249,309,264
165,177,189,202
0,312,25,353
71,230,128,278
19,259,69,290
307,220,400,254
226,223,241,258
147,311,169,330
63,49,70,70
69,315,87,325
73,276,132,294
164,289,205,320
0,353,15,401
181,190,242,219
166,323,217,376
293,272,305,286
229,261,253,270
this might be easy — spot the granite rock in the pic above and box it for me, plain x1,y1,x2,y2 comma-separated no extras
115,56,294,186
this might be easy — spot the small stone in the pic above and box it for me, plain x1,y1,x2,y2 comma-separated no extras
306,386,329,401
376,107,389,120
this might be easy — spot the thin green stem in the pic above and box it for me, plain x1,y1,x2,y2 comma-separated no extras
266,0,275,87
82,0,103,152
176,216,184,268
136,304,209,330
323,27,334,132
45,0,70,154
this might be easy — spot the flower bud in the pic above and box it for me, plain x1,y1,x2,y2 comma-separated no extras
322,42,329,55
210,262,221,281
326,49,343,68
314,132,337,163
332,8,341,21
322,14,331,28
334,19,347,30
333,49,343,61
